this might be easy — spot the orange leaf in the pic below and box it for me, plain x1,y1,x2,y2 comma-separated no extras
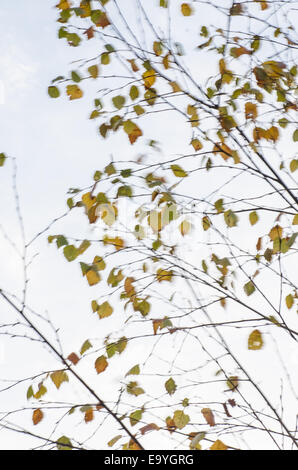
33,408,44,425
95,355,108,374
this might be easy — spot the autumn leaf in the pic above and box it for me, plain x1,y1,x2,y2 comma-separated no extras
123,120,143,144
201,408,215,426
84,408,94,423
80,339,92,355
156,269,173,282
173,410,190,429
67,352,79,365
51,370,69,389
32,409,43,425
96,301,113,319
66,84,83,100
142,69,156,89
108,435,122,447
210,439,228,450
86,269,101,286
140,423,159,435
84,27,94,40
248,329,263,350
57,436,72,450
95,355,108,374
165,377,177,395
181,3,193,16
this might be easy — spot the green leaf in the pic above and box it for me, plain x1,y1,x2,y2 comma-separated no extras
129,85,139,101
244,281,255,296
129,409,143,426
293,129,298,142
26,385,34,400
48,86,60,98
0,153,7,167
224,210,238,227
101,52,110,65
173,410,190,429
112,95,125,110
57,436,72,451
126,381,145,396
117,185,133,197
63,245,78,262
125,364,140,377
165,377,177,395
80,339,92,355
71,70,81,82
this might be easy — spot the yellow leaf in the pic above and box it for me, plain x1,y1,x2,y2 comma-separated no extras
245,102,258,120
86,269,101,286
56,0,70,10
248,329,263,350
156,268,173,282
142,69,156,89
163,53,171,69
180,220,191,236
103,236,124,251
82,193,96,211
95,355,108,374
269,225,282,241
170,81,181,93
285,294,294,309
153,41,163,56
191,139,203,151
108,435,122,447
66,84,83,100
181,3,193,16
226,376,238,391
210,439,228,450
88,65,99,79
33,409,44,425
51,370,69,389
97,301,113,319
84,408,94,423
249,211,259,225
202,216,211,231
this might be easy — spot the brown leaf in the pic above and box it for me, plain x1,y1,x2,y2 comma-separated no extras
33,408,44,425
201,408,215,426
67,352,79,365
140,423,160,435
84,27,94,40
